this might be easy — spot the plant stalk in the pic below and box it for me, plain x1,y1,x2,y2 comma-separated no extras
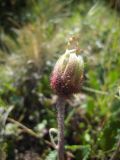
57,97,65,160
110,139,120,160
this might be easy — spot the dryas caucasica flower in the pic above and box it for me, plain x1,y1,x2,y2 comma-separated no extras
50,49,84,97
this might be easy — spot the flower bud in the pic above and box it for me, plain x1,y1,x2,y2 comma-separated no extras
50,49,84,97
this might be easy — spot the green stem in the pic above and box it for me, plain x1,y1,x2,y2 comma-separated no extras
110,139,120,160
83,86,120,100
57,97,65,160
8,117,39,138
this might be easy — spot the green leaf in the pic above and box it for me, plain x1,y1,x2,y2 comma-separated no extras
45,150,57,160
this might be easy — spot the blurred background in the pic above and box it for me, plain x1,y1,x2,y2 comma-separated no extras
0,0,120,159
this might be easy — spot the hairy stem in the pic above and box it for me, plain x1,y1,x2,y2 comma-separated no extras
57,97,65,160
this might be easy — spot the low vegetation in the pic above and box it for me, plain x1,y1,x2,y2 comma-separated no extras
0,0,120,159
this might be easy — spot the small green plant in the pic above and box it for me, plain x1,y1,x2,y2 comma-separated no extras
50,37,84,160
